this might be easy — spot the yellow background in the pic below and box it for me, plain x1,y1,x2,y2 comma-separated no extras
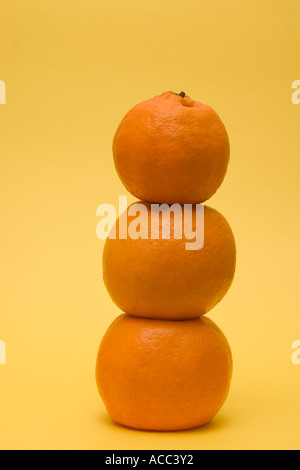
1,0,300,450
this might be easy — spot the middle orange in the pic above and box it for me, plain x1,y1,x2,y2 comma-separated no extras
103,202,236,320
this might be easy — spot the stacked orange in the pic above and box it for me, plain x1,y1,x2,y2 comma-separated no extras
96,92,236,431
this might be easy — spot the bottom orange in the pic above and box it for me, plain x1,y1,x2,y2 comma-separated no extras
96,314,233,431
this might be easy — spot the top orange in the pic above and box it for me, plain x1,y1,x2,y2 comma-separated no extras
113,91,230,204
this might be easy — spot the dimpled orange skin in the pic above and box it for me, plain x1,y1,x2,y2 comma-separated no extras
103,202,236,320
96,314,233,431
113,91,230,204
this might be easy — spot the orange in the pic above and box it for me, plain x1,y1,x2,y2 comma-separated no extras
113,91,230,204
96,314,233,431
103,202,236,320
